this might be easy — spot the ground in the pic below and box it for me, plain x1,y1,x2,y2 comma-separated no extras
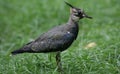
0,0,120,74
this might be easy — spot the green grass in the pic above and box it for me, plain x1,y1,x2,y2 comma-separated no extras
0,0,120,74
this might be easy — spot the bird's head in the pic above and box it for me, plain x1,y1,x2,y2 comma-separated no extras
65,2,92,22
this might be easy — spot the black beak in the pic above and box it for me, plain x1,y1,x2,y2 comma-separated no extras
83,13,92,19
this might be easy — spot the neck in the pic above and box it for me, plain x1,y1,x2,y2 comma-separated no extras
67,16,79,25
66,16,79,40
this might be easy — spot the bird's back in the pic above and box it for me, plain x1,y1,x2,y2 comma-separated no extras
31,23,79,52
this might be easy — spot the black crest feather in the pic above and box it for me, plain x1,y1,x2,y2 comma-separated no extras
65,1,74,8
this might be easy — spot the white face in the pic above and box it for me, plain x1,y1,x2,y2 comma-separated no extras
72,15,80,22
71,8,81,22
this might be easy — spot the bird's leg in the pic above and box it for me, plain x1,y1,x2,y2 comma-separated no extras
56,51,62,72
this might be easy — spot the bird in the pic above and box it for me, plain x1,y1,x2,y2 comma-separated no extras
11,2,92,72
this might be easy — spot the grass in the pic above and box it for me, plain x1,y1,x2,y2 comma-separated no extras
0,0,120,74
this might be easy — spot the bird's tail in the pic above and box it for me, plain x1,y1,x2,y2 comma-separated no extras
11,49,25,55
11,46,33,55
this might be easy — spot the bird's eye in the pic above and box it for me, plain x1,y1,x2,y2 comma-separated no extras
78,11,82,14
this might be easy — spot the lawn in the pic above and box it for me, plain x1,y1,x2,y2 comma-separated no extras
0,0,120,74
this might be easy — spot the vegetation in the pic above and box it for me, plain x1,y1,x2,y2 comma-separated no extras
0,0,119,74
